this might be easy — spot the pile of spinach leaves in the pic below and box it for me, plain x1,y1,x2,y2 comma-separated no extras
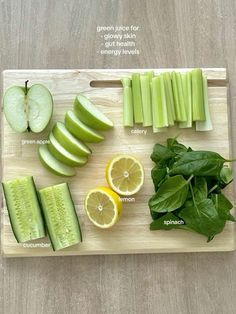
149,137,235,242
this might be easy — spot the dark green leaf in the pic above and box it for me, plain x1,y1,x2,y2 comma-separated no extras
149,175,189,213
210,193,235,222
151,164,167,192
167,138,188,154
169,151,226,176
150,212,185,230
219,167,233,188
193,177,207,202
179,199,225,242
150,210,166,221
151,144,175,163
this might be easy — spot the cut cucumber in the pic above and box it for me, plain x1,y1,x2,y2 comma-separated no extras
52,122,91,157
74,94,113,130
2,176,45,243
65,110,104,143
38,145,76,177
38,183,82,251
48,133,88,167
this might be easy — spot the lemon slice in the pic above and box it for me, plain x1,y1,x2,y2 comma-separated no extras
85,187,122,228
106,155,144,196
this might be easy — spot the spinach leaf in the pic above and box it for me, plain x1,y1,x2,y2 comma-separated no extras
149,175,190,213
167,138,188,154
210,193,235,222
150,212,186,230
179,198,225,242
151,164,167,192
193,177,207,202
169,151,226,176
219,167,233,188
150,210,166,221
151,144,175,163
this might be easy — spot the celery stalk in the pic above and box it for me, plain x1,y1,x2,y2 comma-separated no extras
164,72,176,121
172,72,186,122
162,73,174,126
121,77,134,127
140,74,152,126
151,80,166,132
151,76,168,129
145,71,154,82
176,72,187,122
192,68,206,121
196,75,213,131
179,72,192,128
132,73,143,123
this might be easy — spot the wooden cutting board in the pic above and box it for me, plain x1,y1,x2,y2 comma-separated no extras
1,68,235,257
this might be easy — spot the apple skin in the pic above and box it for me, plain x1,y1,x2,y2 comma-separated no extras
52,122,91,157
38,145,76,177
47,133,88,167
64,110,104,143
73,95,113,131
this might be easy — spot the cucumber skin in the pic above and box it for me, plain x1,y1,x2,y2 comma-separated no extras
39,183,82,251
2,183,20,243
68,185,83,242
2,176,46,243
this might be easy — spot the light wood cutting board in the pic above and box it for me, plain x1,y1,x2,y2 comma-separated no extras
1,68,235,257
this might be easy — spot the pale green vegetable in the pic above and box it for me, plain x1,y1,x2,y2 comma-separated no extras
140,74,152,126
151,76,168,129
121,77,134,127
132,73,143,123
196,75,213,131
179,72,192,128
172,72,186,122
192,68,206,121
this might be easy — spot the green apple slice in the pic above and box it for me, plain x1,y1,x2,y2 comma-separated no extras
73,94,113,130
39,145,75,177
3,83,53,133
52,122,91,157
65,110,104,143
48,133,88,167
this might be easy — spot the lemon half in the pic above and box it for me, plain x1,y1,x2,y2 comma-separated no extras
106,155,144,196
85,187,122,229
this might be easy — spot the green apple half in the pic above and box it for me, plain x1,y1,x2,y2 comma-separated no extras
3,82,53,133
73,94,113,130
39,145,75,177
52,122,91,157
65,110,104,143
48,133,88,167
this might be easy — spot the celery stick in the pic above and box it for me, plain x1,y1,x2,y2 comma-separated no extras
121,77,134,127
150,80,164,132
132,73,143,123
145,71,154,82
192,68,205,121
196,75,213,131
153,126,168,133
176,72,187,122
140,74,152,126
151,76,168,128
164,72,176,121
179,72,192,128
172,72,185,121
162,73,174,126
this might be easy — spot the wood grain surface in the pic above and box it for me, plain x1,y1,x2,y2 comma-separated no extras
0,0,235,313
2,68,234,257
